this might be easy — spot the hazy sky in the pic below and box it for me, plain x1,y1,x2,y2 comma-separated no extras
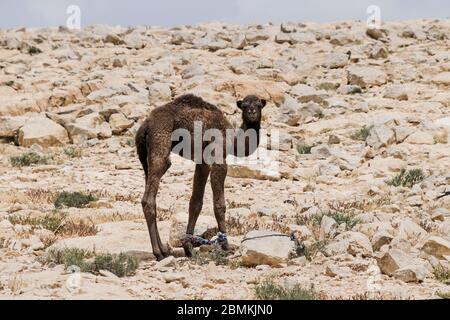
0,0,449,28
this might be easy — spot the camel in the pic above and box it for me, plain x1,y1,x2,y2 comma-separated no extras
135,94,266,261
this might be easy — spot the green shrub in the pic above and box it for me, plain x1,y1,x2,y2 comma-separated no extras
433,265,450,285
303,240,329,261
40,249,139,277
40,248,93,269
350,125,372,141
386,169,425,188
192,248,231,266
297,143,314,155
437,291,450,299
64,147,82,158
92,253,139,277
28,46,42,55
54,191,97,208
9,211,66,233
254,279,317,300
312,211,360,230
10,152,48,167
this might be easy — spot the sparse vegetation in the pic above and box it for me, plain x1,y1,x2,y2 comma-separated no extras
312,211,360,230
91,253,139,277
254,279,317,300
350,125,372,141
24,188,56,204
28,46,42,55
40,248,139,277
10,152,48,167
9,211,66,233
8,211,98,237
433,265,450,285
192,248,232,266
54,191,97,208
303,240,329,261
433,131,448,144
297,143,314,155
125,138,136,147
64,147,82,158
386,168,425,188
437,291,450,299
40,248,93,269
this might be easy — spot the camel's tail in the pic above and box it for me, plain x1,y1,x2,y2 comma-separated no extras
135,122,149,180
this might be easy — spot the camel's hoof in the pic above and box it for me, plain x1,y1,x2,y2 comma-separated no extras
220,241,230,251
183,243,194,258
155,254,165,262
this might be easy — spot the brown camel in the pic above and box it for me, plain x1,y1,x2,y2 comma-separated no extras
135,94,266,261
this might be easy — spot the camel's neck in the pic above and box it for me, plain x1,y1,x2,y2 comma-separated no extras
231,121,261,157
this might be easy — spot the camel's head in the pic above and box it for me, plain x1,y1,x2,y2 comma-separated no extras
237,95,266,124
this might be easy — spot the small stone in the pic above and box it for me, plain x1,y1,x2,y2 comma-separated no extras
404,131,435,145
109,113,134,134
432,208,448,222
328,135,340,144
319,215,337,241
372,231,394,251
156,256,177,268
347,66,387,88
163,273,186,283
325,264,352,278
366,28,385,40
99,270,120,279
366,124,395,149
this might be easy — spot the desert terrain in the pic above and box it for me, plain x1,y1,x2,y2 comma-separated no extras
0,19,449,299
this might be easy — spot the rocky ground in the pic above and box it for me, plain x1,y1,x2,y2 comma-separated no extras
0,19,450,300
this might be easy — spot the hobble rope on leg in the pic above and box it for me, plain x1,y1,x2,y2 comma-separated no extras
182,234,210,247
212,232,228,247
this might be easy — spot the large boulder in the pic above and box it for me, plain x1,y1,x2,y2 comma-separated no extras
324,231,373,257
431,72,450,86
377,249,431,282
240,230,295,267
0,116,27,138
421,236,450,259
366,124,395,149
376,249,414,275
18,116,69,147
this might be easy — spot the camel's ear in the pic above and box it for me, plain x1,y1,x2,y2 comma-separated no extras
237,100,243,110
261,99,267,108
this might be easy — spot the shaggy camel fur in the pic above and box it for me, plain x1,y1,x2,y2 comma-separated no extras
136,94,266,261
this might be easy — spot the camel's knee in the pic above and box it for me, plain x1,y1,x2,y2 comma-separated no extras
141,198,156,219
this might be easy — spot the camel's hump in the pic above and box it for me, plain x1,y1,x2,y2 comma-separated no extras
172,94,218,110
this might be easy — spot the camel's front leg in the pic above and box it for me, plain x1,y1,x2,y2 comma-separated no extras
210,163,229,251
183,164,211,257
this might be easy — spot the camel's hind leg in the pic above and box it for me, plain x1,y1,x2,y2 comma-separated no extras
183,164,211,257
210,163,229,250
141,131,172,261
